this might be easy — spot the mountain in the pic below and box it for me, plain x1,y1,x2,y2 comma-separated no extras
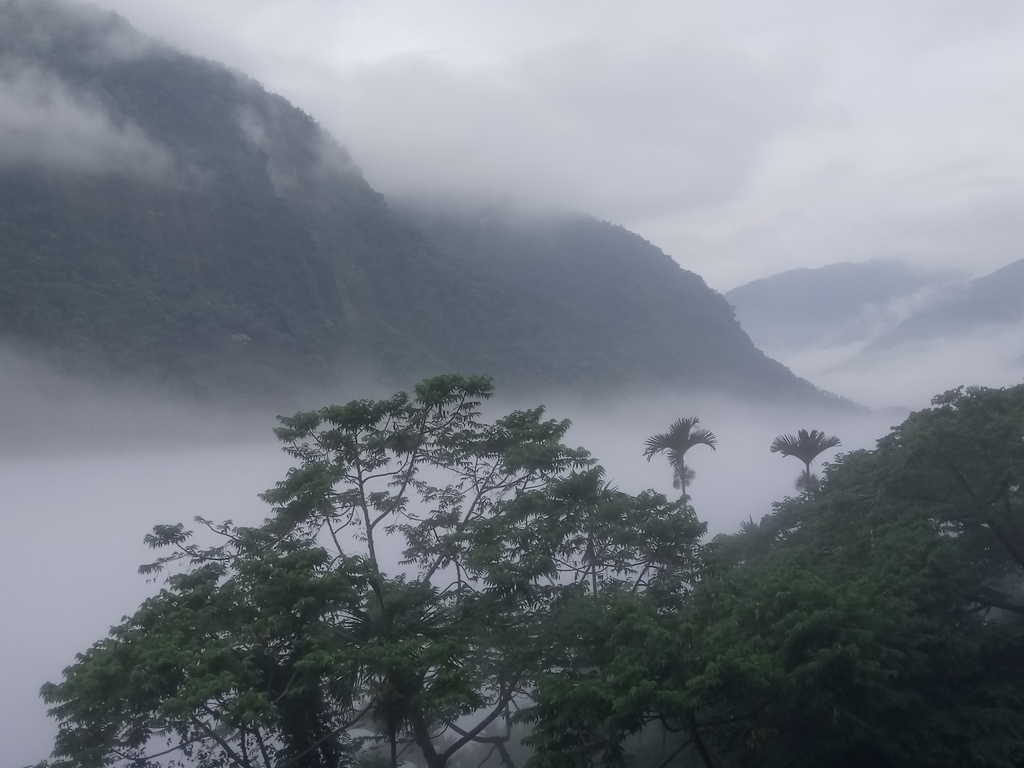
397,204,834,400
866,258,1024,351
0,0,839,405
725,260,963,354
0,0,502,397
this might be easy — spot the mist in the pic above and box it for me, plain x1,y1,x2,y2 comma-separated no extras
2,348,903,765
5,1,1024,761
0,64,174,178
752,321,1024,410
1,440,292,767
84,0,1024,290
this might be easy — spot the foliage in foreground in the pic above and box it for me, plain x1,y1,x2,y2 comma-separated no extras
38,374,704,768
526,384,1024,767
769,428,842,491
643,416,717,494
37,380,1024,768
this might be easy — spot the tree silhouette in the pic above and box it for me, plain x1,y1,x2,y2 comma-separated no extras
644,417,717,496
771,429,841,491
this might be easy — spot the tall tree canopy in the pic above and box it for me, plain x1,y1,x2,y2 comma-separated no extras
36,380,1024,768
643,417,717,495
701,385,1024,766
529,384,1024,767
770,428,841,490
37,375,706,768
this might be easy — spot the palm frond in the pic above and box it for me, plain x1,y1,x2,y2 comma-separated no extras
687,428,718,450
644,417,717,461
771,429,841,465
643,432,674,460
644,417,716,495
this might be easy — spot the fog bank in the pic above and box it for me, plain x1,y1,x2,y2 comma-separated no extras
762,322,1024,410
2,358,904,763
88,0,1024,290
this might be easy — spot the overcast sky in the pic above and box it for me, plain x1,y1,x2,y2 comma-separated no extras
82,0,1024,290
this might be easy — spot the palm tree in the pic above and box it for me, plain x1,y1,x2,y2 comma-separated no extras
770,429,841,491
644,417,717,497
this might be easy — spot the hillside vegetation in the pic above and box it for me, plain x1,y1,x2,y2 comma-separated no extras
725,260,963,353
0,0,835,405
868,257,1024,351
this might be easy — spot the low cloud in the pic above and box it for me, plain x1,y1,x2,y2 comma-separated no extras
0,62,174,178
235,99,360,195
680,171,1024,290
0,354,900,764
774,322,1024,410
84,0,1024,289
2,0,165,64
317,37,812,220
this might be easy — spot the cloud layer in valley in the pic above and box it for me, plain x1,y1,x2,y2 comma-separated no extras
0,350,896,764
774,322,1024,410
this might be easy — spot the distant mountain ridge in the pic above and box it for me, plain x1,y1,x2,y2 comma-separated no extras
726,258,1024,408
0,0,841,406
727,257,1024,357
866,257,1024,351
725,260,964,354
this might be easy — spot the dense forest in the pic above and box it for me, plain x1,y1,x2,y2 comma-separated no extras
36,378,1024,767
0,0,836,405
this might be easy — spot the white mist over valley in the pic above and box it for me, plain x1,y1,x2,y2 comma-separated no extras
3,1,1024,765
2,351,897,763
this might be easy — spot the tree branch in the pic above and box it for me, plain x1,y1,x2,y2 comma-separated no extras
190,715,252,768
442,695,514,760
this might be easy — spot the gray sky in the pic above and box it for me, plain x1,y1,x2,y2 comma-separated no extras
86,0,1024,291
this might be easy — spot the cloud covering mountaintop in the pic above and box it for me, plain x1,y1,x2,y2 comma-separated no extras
84,0,1024,290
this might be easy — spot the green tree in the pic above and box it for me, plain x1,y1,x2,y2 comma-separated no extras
489,476,707,768
38,375,708,768
643,417,717,496
40,535,370,768
694,384,1024,766
770,428,841,491
522,384,1024,768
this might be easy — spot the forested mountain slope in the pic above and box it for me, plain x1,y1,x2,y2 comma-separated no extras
400,205,829,399
867,257,1024,351
725,260,962,352
0,0,838,404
